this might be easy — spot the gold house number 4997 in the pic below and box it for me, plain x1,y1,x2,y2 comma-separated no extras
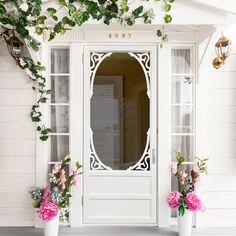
108,33,132,39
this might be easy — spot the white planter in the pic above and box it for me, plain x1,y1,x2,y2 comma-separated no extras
177,210,193,236
44,213,60,236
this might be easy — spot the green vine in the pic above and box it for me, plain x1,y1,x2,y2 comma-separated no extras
0,0,174,141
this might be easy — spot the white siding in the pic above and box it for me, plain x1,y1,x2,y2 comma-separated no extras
197,27,236,227
0,43,35,226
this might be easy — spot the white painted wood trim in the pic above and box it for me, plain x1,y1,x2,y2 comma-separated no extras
35,44,50,228
44,31,198,44
70,43,84,227
157,44,172,227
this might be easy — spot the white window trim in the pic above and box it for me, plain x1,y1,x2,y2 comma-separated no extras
170,44,197,226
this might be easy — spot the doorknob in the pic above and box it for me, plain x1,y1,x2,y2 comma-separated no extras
152,148,156,165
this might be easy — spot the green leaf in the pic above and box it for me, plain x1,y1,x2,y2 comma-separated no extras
76,161,82,169
40,135,49,141
47,7,57,14
54,22,62,33
178,206,184,216
32,199,41,208
164,4,171,12
164,14,172,23
36,16,46,25
35,27,43,35
126,18,134,26
38,97,48,103
0,4,6,14
68,3,77,16
52,15,58,21
59,0,67,6
156,30,163,37
168,0,175,3
62,16,70,24
132,6,144,16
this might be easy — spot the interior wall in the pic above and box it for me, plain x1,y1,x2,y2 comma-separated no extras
197,24,236,227
0,42,35,226
96,53,149,164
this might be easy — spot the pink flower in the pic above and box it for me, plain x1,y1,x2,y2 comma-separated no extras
43,187,50,200
179,171,187,185
69,168,75,177
60,170,66,183
171,162,178,174
72,178,79,186
193,166,200,173
38,199,59,222
185,192,202,212
53,163,61,174
167,191,182,209
194,177,201,189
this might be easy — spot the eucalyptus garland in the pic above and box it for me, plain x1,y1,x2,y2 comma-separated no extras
0,0,174,141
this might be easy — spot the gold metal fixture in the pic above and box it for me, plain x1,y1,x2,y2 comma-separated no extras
213,33,232,69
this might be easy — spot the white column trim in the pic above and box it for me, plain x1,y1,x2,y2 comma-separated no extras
157,44,172,227
70,43,83,227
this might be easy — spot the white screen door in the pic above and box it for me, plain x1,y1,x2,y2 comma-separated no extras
83,45,157,224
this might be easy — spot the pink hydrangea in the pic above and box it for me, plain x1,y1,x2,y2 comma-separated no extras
167,191,182,209
38,199,59,222
185,192,202,212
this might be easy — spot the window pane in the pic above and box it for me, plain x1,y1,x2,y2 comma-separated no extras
172,76,193,104
91,53,149,170
172,106,193,133
171,49,191,74
51,49,69,74
51,76,69,103
171,135,193,161
51,106,69,133
51,136,69,162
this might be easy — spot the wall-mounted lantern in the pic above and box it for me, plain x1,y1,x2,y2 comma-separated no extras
5,33,24,59
213,33,232,69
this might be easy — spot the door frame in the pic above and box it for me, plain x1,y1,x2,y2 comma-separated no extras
38,41,173,227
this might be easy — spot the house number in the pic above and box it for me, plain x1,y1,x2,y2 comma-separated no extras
108,33,132,39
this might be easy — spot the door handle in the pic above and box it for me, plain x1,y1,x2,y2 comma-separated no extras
152,148,156,165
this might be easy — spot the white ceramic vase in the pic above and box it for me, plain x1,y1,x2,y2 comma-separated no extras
44,213,60,236
177,210,193,236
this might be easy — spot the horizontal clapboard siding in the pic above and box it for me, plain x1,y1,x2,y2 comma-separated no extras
0,208,35,227
0,43,36,226
198,35,236,227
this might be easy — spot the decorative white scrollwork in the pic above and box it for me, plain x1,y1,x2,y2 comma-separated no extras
90,52,112,98
128,52,151,98
89,51,151,171
90,129,112,170
127,129,151,171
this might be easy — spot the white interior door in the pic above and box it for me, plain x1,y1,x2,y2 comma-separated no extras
83,45,157,224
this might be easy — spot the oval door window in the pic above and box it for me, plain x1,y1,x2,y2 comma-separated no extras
91,53,150,170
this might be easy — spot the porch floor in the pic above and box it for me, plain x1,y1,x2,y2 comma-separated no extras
0,226,235,236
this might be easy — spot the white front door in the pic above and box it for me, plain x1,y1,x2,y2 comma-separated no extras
83,44,157,225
